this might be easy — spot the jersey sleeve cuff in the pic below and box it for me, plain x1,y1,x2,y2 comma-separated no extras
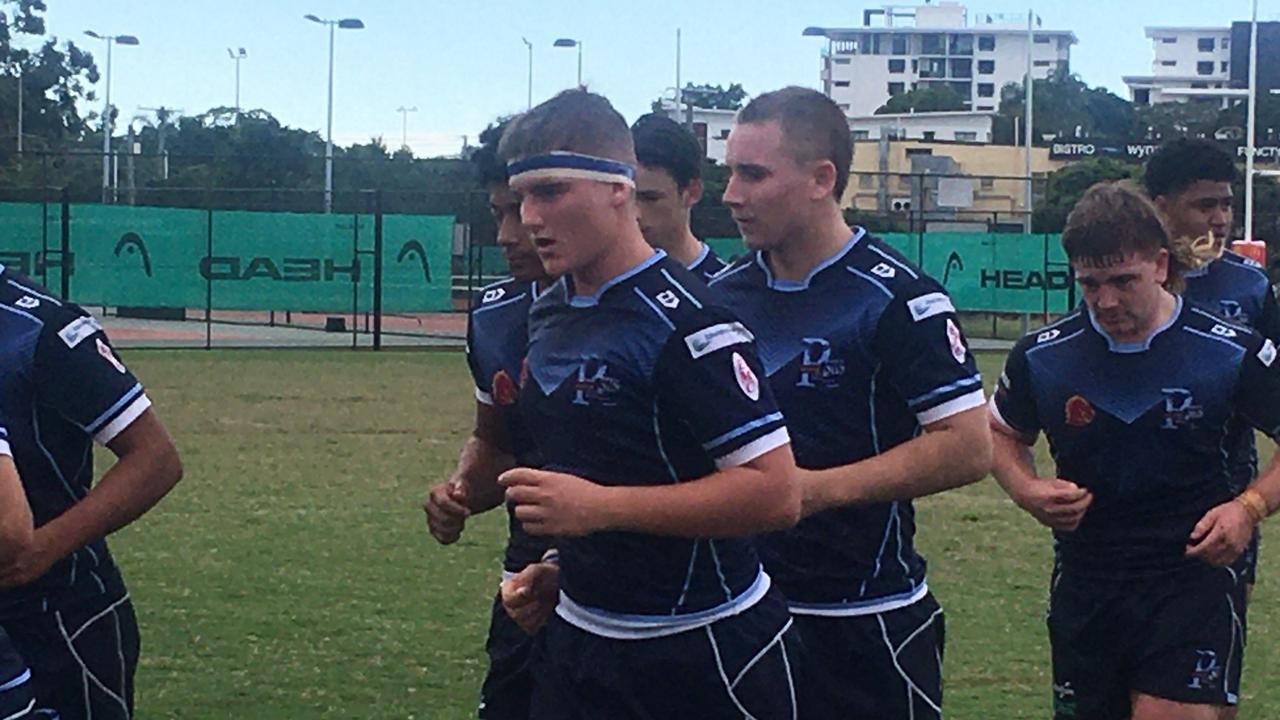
714,426,790,470
94,393,152,445
0,439,9,458
475,387,495,406
987,394,1036,439
915,388,986,426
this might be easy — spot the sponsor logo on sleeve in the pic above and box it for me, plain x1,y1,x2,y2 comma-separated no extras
1259,338,1277,367
15,296,38,309
1210,324,1238,339
732,352,760,401
96,338,127,374
871,262,896,279
907,292,955,322
685,322,754,359
1037,328,1061,343
481,287,506,304
656,290,680,309
58,315,103,349
946,318,967,364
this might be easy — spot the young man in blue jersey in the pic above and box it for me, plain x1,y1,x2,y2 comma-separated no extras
424,118,555,720
0,268,183,720
711,85,993,720
496,89,803,720
991,182,1280,720
1145,139,1280,616
631,114,727,281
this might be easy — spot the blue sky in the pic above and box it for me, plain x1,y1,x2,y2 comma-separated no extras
30,0,1278,157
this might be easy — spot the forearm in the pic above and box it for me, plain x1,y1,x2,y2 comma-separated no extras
37,442,181,564
990,429,1042,505
0,460,33,563
596,461,799,539
804,413,991,513
454,434,515,513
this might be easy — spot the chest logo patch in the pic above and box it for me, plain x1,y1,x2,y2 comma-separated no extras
572,357,621,406
733,352,760,401
797,337,845,388
1161,388,1204,430
1065,395,1095,427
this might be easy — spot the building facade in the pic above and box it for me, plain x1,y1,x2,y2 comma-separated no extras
804,2,1075,117
1123,26,1234,106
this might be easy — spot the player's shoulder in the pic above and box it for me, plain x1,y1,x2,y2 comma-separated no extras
1219,249,1267,273
0,268,67,325
846,232,935,297
1014,310,1090,357
631,256,727,327
1182,298,1258,346
470,277,532,314
706,250,761,290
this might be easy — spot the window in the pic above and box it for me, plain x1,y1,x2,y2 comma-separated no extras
838,103,851,110
1197,61,1214,75
950,59,973,78
950,34,974,55
888,82,906,96
921,58,947,78
905,148,933,156
1134,89,1150,105
978,83,995,97
859,173,876,188
980,177,995,189
1198,37,1216,52
1191,82,1208,89
955,131,978,142
717,129,731,139
921,34,945,55
976,104,994,111
1222,61,1230,72
1222,38,1230,50
892,35,908,55
1034,34,1051,44
1161,60,1177,67
978,35,995,51
889,59,906,73
1033,60,1052,67
1160,36,1177,44
834,80,851,87
834,58,851,65
922,131,937,141
978,60,995,74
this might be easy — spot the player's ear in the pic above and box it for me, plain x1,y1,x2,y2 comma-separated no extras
1153,248,1170,285
810,160,837,201
682,178,704,208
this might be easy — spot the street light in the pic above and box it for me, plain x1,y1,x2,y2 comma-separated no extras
521,37,533,109
305,14,365,214
228,47,247,118
553,38,582,88
85,30,140,204
396,106,417,151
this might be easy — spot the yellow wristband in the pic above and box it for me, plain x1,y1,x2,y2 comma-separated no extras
1236,489,1269,524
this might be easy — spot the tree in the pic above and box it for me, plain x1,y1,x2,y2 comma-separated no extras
651,83,748,113
875,85,967,114
995,68,1136,145
1033,157,1134,231
0,0,100,160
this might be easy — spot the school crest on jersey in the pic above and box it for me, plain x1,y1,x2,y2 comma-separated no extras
796,337,845,388
572,356,621,406
1065,395,1095,427
1160,388,1204,430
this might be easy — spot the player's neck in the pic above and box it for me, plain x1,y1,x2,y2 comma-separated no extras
1120,290,1179,344
572,226,654,298
661,228,704,268
767,205,854,282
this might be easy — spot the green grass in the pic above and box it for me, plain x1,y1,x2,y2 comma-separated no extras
107,349,1280,719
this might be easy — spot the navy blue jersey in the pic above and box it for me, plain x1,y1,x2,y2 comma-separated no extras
465,277,550,574
687,243,728,283
992,298,1280,578
710,229,985,612
1184,251,1280,492
0,266,149,616
520,252,790,638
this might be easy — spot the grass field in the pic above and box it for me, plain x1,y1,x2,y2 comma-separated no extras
107,349,1280,719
